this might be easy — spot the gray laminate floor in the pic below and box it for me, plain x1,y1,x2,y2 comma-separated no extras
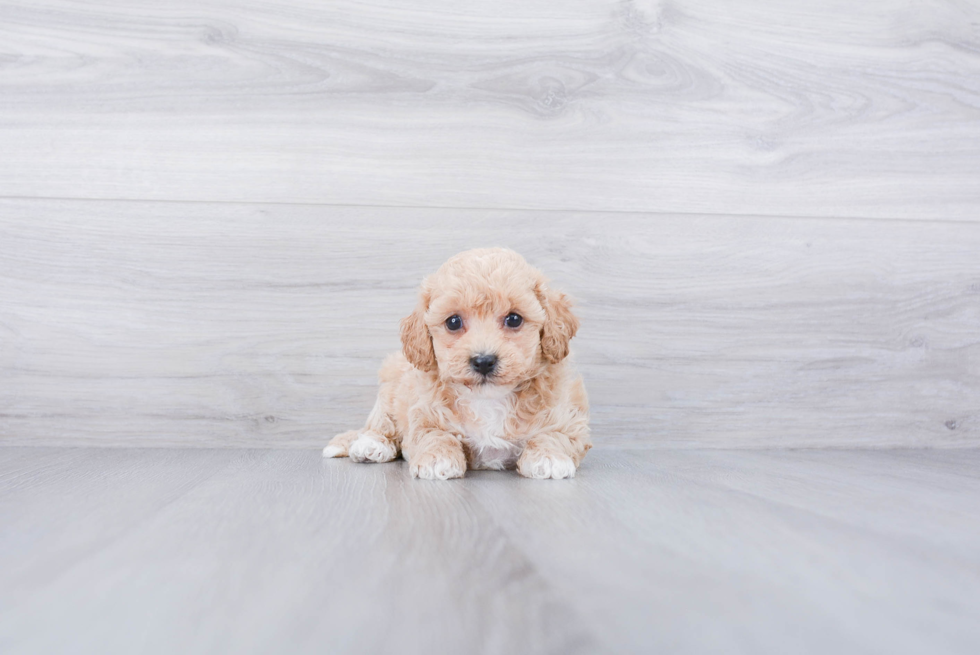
2,446,978,655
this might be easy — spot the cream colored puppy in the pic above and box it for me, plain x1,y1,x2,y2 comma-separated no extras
323,248,590,480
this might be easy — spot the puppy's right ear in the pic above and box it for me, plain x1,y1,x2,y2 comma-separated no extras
400,297,437,373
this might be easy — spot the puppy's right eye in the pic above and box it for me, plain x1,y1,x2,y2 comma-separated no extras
445,315,463,331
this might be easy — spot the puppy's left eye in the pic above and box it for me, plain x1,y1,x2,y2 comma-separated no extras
504,313,523,328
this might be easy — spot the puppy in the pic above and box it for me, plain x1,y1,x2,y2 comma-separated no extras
323,248,591,480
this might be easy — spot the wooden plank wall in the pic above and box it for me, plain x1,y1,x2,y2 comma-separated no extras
1,0,978,448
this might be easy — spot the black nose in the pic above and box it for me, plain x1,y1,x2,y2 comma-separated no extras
470,354,498,376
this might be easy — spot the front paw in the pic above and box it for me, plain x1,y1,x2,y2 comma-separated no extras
409,450,466,480
517,451,577,480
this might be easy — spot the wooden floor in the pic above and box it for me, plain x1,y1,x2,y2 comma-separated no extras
2,446,979,655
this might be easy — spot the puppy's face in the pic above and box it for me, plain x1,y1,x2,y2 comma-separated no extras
427,280,546,387
400,249,579,387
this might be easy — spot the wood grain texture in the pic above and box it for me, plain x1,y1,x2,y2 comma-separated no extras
1,198,978,448
1,446,979,654
0,447,595,655
1,1,979,218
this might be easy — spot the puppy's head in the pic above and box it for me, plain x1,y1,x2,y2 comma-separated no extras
400,248,578,386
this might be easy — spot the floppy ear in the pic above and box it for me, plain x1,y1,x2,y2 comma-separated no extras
537,284,579,364
400,299,437,373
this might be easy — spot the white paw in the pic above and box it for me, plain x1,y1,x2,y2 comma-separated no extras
410,454,466,480
322,445,345,458
519,453,577,480
348,434,398,463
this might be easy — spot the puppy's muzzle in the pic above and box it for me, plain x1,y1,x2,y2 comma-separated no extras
469,353,498,377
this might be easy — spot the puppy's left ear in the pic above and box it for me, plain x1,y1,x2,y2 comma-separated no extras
536,283,579,364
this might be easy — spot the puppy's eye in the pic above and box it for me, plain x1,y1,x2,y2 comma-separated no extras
504,313,523,328
445,315,463,331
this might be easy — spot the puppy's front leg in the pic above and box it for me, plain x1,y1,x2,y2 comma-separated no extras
403,429,467,480
517,432,584,480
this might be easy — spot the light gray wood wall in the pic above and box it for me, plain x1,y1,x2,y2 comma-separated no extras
1,1,979,448
2,0,980,219
2,200,977,448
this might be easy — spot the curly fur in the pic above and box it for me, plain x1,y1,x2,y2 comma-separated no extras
324,248,591,480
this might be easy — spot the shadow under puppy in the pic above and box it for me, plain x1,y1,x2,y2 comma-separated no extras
324,248,591,480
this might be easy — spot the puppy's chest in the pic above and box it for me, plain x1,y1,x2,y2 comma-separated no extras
455,389,521,470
